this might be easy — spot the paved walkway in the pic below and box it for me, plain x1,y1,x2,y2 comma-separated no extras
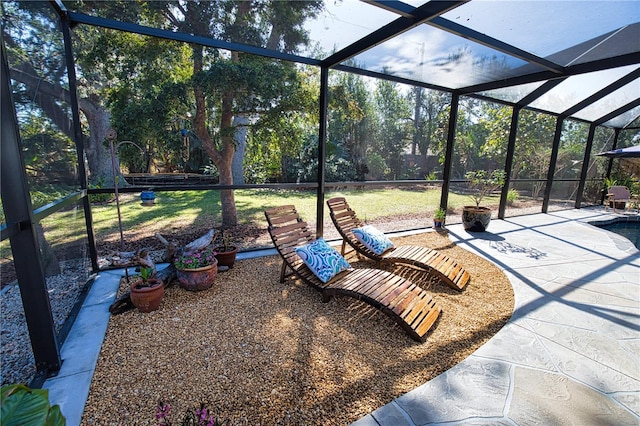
44,208,639,425
353,208,639,425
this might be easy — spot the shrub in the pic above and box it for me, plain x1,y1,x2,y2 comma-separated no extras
465,170,506,208
506,188,519,206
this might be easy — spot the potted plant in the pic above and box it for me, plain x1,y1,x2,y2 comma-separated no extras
174,245,218,291
140,188,156,206
462,169,506,232
213,229,238,269
433,207,446,229
130,267,164,312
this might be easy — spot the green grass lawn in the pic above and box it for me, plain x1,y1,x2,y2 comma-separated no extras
87,187,494,237
30,186,503,256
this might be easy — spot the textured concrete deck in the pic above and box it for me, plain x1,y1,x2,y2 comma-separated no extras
353,208,639,426
45,208,639,425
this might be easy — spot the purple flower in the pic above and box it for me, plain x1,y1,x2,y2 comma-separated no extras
156,401,171,424
174,246,218,269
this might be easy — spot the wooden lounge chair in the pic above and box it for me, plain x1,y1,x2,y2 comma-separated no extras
327,197,470,292
265,205,442,342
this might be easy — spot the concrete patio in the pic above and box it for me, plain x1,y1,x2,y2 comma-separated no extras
354,208,639,425
44,208,639,425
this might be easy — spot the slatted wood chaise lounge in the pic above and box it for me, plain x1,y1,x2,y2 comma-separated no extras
265,205,442,342
327,197,470,292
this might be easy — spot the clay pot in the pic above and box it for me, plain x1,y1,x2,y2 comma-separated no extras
130,278,164,312
176,259,218,291
214,246,238,268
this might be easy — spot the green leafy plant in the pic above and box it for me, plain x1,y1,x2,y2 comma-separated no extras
465,169,506,208
174,246,218,270
506,188,519,206
434,207,446,220
88,177,113,204
1,384,66,426
156,401,230,426
140,267,154,283
425,171,437,181
130,266,162,292
603,176,617,189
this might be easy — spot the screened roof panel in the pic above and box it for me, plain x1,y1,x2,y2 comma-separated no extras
529,65,640,114
626,115,640,129
478,82,546,104
301,1,398,59
346,23,546,89
439,1,640,65
601,104,640,128
62,0,640,129
572,79,640,122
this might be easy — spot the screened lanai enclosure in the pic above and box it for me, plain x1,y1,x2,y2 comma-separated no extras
1,0,639,386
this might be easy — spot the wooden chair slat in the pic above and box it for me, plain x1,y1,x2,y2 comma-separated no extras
265,205,442,342
327,197,471,291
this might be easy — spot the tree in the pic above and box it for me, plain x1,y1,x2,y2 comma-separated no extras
100,33,194,174
248,64,319,183
409,87,450,176
374,80,411,179
328,70,375,181
149,0,323,226
2,1,141,186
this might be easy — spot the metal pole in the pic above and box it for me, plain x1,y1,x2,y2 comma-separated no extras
499,106,520,218
542,117,563,213
1,40,61,381
316,67,329,238
440,93,459,210
575,123,597,208
109,137,126,250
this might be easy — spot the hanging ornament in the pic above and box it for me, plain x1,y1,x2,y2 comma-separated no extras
181,129,190,162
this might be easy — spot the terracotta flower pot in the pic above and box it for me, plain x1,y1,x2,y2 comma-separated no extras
130,278,164,313
177,258,218,291
214,246,238,268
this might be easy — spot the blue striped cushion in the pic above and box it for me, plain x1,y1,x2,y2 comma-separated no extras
294,238,351,283
352,225,394,255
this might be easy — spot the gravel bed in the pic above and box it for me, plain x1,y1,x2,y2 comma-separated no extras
81,231,514,425
0,259,91,386
0,202,559,391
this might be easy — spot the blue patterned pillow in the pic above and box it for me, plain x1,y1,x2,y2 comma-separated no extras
294,238,351,283
352,225,394,255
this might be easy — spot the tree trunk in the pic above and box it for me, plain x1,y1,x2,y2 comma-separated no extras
8,60,124,187
232,114,250,185
192,42,238,228
79,97,127,187
412,88,422,156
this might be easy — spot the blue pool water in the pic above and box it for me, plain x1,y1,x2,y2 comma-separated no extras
595,220,640,250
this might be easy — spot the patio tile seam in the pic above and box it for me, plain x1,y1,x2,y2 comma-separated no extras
469,353,558,375
389,401,416,426
540,280,640,299
609,391,640,416
532,332,640,385
509,288,640,318
502,361,516,419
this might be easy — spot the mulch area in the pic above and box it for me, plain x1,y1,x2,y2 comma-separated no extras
81,231,514,426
